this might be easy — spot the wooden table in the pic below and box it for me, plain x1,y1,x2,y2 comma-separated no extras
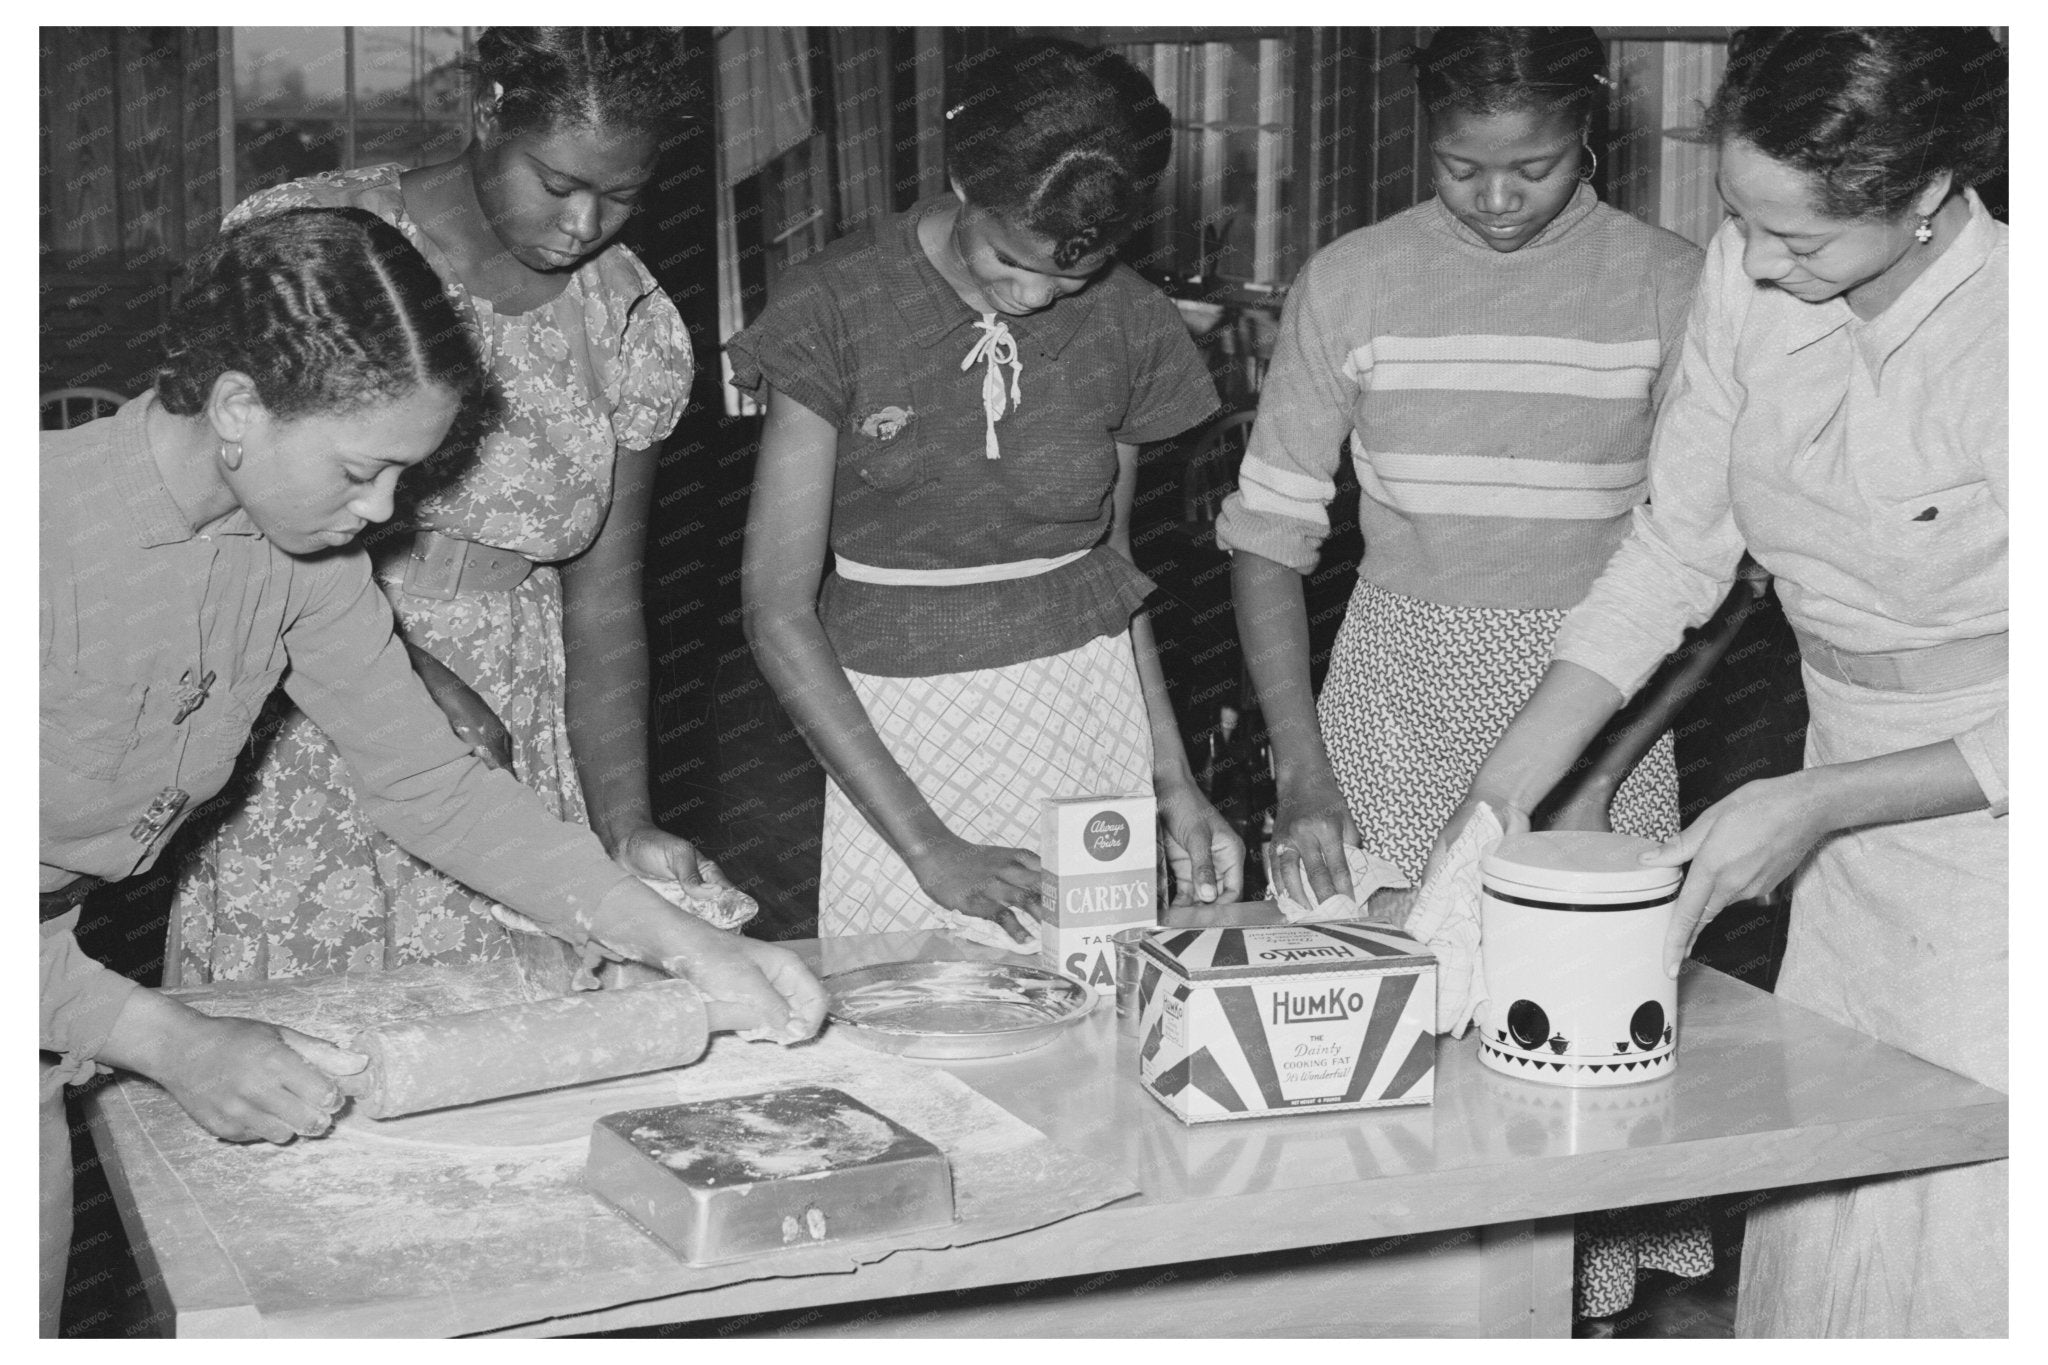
84,915,2007,1337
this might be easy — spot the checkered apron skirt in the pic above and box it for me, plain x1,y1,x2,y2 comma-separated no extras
1317,578,1707,1317
822,632,1154,936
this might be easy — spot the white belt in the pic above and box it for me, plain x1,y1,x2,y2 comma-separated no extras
834,548,1089,587
1792,625,2007,693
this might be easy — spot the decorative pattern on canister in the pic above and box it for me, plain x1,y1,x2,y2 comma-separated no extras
1477,831,1683,1088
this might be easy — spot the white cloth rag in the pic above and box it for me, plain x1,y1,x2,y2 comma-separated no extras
1401,805,1503,1037
1271,844,1411,923
962,312,1022,459
934,904,1043,954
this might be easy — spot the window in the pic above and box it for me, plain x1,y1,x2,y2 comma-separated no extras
1113,37,1299,287
1602,33,1730,249
228,27,472,204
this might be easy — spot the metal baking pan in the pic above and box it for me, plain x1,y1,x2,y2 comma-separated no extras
824,959,1095,1060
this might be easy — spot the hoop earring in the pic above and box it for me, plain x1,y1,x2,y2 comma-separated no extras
1578,144,1599,183
1914,215,1934,245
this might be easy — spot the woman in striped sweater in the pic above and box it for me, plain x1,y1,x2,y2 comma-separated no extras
1217,28,1706,1321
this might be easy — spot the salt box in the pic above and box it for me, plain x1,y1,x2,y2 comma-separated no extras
1136,922,1436,1124
1039,794,1157,993
1476,831,1682,1088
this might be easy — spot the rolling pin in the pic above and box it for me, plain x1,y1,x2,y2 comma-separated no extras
339,979,748,1120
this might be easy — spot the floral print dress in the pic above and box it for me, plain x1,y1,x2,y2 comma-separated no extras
171,165,691,983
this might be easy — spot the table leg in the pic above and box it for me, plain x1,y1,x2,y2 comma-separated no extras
1476,1216,1575,1338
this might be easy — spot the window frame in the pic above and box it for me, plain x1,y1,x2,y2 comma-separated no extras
218,26,475,212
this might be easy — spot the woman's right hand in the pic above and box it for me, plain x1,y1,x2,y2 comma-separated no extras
1421,790,1531,891
406,641,513,771
1271,772,1362,907
910,834,1043,947
110,995,367,1144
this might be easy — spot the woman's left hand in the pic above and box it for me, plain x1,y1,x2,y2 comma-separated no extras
1159,781,1246,906
1642,772,1833,977
612,823,720,888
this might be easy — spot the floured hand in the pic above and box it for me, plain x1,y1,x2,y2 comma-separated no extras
651,916,827,1044
637,868,759,933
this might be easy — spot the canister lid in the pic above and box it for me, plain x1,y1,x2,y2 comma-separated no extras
1481,831,1681,898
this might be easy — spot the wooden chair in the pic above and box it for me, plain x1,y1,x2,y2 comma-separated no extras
41,386,126,430
1181,408,1258,532
1537,556,1776,832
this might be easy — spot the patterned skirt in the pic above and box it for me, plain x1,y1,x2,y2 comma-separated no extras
1317,578,1679,882
171,565,580,983
1317,578,1709,1318
822,632,1154,937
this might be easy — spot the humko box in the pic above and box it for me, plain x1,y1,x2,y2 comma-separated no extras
584,1085,954,1265
1039,794,1157,993
1137,922,1437,1124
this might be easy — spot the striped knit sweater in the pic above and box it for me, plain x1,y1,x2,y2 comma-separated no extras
1217,185,1703,610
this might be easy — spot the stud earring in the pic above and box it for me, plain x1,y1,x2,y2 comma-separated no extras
1914,215,1934,245
1578,144,1599,184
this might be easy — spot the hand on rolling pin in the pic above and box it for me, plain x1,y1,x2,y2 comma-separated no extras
908,832,1043,948
1271,770,1362,909
1639,773,1831,978
406,640,513,770
97,991,367,1143
578,879,823,1039
1160,778,1245,905
658,918,830,1043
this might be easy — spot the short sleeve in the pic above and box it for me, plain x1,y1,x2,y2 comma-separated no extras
221,178,324,229
221,166,402,230
726,265,855,428
1112,282,1222,445
607,283,694,450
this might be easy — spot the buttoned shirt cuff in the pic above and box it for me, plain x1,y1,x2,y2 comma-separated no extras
1955,710,2008,818
41,911,141,1095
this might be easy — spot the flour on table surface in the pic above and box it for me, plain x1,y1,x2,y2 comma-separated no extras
100,967,1136,1337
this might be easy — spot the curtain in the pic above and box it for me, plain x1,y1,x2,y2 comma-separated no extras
828,29,891,233
716,26,813,186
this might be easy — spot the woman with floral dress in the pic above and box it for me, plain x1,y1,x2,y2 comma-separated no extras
174,28,732,981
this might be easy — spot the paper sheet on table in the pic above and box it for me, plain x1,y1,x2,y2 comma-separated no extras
136,964,1136,1336
1270,844,1410,923
1401,806,1502,1037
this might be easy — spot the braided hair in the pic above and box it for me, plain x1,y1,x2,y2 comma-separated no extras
1706,27,2006,220
468,27,693,149
157,207,484,424
1412,27,1609,129
945,38,1173,270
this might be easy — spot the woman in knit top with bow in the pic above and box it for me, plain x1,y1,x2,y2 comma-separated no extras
734,38,1241,945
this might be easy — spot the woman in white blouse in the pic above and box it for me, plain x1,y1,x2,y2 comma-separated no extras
1433,28,2007,1337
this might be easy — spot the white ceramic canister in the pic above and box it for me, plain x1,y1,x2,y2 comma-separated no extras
1476,831,1682,1088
